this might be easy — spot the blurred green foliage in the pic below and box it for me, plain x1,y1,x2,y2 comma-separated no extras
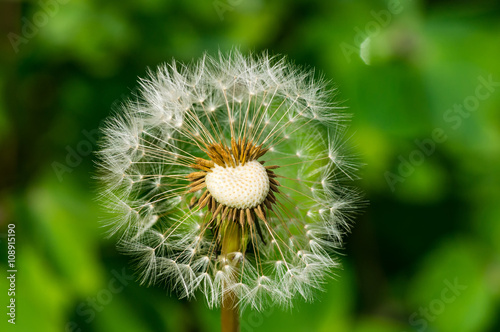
1,0,499,331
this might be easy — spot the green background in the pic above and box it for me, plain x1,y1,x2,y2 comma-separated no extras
1,0,499,331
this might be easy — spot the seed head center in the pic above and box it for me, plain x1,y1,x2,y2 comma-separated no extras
205,160,270,210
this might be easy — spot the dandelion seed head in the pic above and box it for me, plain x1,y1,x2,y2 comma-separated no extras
97,49,360,311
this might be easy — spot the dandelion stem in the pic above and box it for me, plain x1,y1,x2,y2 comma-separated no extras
221,221,241,332
221,290,240,332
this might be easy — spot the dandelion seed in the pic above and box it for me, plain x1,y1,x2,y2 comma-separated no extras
97,49,360,329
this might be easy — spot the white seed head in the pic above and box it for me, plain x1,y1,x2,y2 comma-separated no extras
97,49,360,311
205,161,270,210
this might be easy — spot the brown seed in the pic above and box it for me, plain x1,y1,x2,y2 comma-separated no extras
210,197,217,213
187,171,206,180
220,206,230,221
223,146,235,167
206,146,224,167
246,209,254,225
241,140,252,165
189,164,212,172
199,191,210,208
254,205,267,222
228,208,235,222
239,209,245,227
266,170,277,178
189,196,198,208
213,144,227,161
256,148,269,159
267,191,276,203
187,182,207,193
264,198,273,210
188,177,205,187
248,144,260,160
210,203,223,222
195,158,214,169
269,178,280,186
207,151,225,167
231,137,239,164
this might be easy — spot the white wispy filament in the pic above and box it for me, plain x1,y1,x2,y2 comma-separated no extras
97,50,360,311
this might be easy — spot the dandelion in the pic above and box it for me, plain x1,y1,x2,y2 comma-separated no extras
97,50,360,331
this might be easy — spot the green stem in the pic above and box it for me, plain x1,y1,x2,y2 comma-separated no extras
221,292,239,332
221,221,241,332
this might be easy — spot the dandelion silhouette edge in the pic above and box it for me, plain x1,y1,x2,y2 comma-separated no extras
96,50,360,311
